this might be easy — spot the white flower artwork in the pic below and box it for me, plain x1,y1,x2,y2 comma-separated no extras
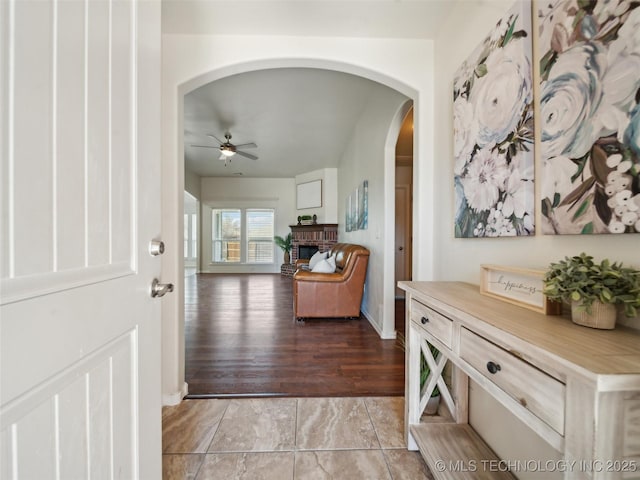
454,0,534,238
540,0,640,234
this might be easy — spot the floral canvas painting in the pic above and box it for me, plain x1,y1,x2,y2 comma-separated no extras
357,180,368,230
540,0,640,234
453,1,534,238
345,195,353,232
351,188,359,231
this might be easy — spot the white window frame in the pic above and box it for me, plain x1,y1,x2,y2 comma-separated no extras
245,209,275,264
184,213,198,260
211,209,242,263
210,208,275,265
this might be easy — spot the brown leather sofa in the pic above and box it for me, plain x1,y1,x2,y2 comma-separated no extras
293,243,370,320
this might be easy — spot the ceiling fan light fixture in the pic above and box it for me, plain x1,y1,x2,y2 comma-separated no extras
220,148,235,157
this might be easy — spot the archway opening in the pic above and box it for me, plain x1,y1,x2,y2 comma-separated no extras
166,59,421,400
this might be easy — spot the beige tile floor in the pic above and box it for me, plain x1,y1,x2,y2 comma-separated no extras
163,396,434,480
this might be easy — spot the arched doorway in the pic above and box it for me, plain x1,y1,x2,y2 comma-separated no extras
162,57,424,403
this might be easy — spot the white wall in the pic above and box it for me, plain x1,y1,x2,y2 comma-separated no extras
161,33,434,401
184,168,201,200
295,168,338,224
199,176,296,273
433,1,640,301
338,93,410,337
433,1,640,477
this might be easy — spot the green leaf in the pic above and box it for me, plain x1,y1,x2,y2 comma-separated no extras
572,196,592,221
571,291,582,301
540,50,558,81
570,153,590,182
581,222,594,234
502,17,517,46
475,63,488,78
542,197,552,218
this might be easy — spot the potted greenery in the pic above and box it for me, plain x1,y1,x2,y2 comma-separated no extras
543,253,640,329
274,233,292,264
397,333,440,414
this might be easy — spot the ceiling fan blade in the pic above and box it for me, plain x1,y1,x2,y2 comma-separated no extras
233,142,257,149
190,144,221,149
235,150,258,161
206,134,225,145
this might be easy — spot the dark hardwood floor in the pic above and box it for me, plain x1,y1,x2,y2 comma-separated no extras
184,273,405,398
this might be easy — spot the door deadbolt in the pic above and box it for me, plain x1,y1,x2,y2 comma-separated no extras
149,240,165,256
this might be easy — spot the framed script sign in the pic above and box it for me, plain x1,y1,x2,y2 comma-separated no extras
480,265,562,315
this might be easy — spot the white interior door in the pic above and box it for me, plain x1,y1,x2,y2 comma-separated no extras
0,1,162,478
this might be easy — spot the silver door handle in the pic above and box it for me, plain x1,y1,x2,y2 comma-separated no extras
151,278,174,298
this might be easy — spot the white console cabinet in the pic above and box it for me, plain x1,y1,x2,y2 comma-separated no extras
399,281,640,480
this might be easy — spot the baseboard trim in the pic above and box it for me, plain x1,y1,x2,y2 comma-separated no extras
186,392,288,399
162,382,189,406
362,309,396,340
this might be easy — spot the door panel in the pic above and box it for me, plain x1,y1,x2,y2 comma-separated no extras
395,185,412,297
56,0,86,271
10,0,54,278
1,0,136,305
1,0,161,478
1,331,136,479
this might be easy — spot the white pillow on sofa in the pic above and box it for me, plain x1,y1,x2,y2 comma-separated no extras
311,255,336,273
308,250,328,270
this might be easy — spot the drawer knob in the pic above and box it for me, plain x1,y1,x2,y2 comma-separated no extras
486,361,501,374
421,316,429,324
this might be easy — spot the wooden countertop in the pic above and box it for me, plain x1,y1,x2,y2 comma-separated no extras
399,281,640,380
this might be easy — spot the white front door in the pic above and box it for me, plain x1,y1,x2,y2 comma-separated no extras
1,1,162,478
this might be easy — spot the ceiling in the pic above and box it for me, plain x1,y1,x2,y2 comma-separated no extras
184,68,410,177
173,0,456,178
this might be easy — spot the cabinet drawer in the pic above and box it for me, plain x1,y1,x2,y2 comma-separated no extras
460,328,565,435
411,299,453,348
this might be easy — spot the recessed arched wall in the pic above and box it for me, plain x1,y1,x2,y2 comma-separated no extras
161,37,436,403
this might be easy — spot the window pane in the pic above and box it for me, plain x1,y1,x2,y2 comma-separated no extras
247,209,274,263
191,214,197,259
212,209,241,262
184,214,189,258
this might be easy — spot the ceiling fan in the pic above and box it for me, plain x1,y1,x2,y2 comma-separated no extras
190,133,258,166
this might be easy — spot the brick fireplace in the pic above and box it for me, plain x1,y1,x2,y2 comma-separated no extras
281,223,338,277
